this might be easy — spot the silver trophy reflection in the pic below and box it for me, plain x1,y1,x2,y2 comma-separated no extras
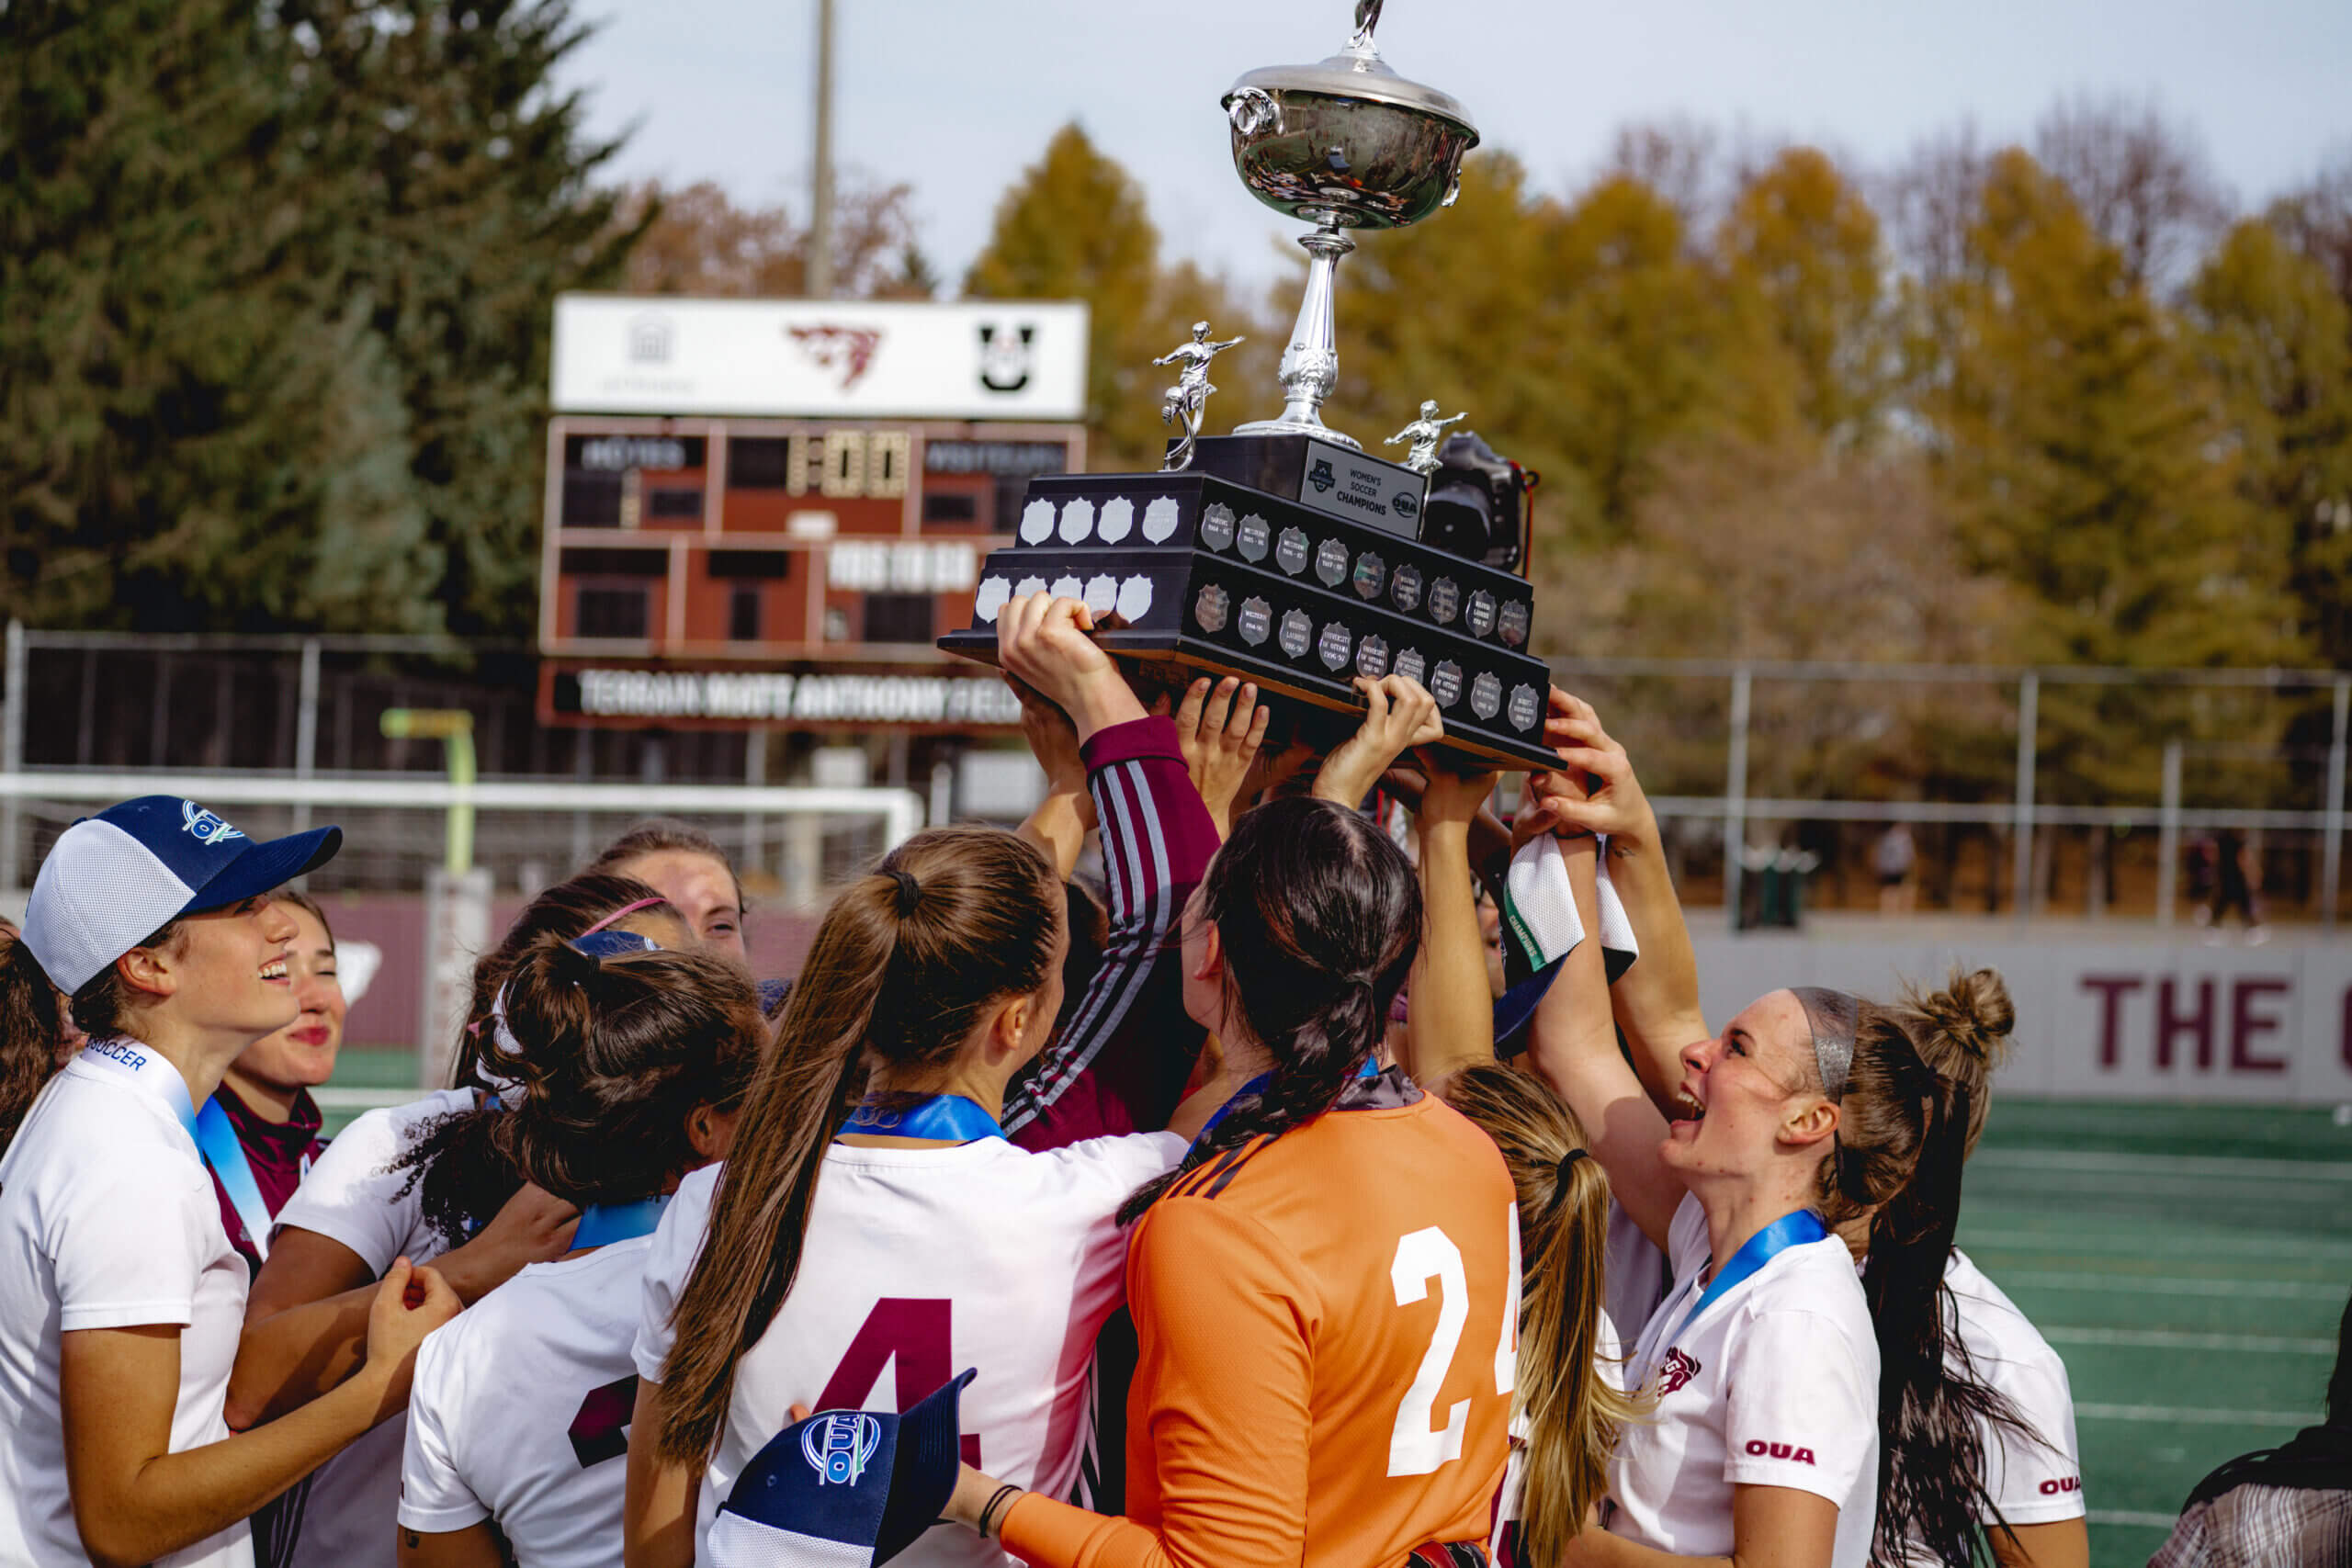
1155,322,1247,472
1223,2,1477,449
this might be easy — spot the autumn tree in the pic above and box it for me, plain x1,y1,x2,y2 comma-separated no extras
964,123,1265,471
614,176,933,299
2031,94,2230,291
1925,149,2301,804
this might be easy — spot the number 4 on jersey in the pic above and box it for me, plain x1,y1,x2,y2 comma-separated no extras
818,1297,983,1467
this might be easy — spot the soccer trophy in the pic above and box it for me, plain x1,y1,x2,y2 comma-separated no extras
940,0,1556,768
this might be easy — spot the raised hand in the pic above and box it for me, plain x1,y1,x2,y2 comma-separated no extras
1010,675,1094,827
1518,687,1656,849
996,592,1145,744
1311,675,1443,808
1414,752,1498,830
1171,676,1271,839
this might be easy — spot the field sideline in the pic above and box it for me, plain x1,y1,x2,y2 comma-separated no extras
322,1055,2350,1567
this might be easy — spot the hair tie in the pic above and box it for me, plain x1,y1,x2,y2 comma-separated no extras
887,869,922,917
579,896,667,937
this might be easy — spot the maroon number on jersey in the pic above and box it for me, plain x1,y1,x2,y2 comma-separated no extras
817,1297,982,1467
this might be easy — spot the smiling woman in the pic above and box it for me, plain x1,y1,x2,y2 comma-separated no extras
0,796,458,1568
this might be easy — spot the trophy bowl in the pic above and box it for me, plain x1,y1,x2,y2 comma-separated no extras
1224,52,1478,229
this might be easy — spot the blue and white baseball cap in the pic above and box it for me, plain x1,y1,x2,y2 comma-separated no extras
708,1369,977,1568
23,796,342,993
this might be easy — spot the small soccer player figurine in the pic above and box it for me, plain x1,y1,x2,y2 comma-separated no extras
1156,321,1245,472
1385,400,1467,476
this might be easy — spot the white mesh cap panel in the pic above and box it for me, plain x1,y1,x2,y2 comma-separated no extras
706,1515,877,1568
23,819,198,993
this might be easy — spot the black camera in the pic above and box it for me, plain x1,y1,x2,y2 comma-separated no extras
1419,432,1537,576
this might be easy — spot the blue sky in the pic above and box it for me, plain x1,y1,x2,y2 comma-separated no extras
560,0,2352,291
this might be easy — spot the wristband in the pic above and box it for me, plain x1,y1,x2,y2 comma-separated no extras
978,1483,1023,1540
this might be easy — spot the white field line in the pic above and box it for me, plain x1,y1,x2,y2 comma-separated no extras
1973,1149,2352,1181
1997,1270,2348,1300
1962,1228,2352,1260
2039,1325,2335,1355
2075,1402,2318,1426
2087,1510,2182,1529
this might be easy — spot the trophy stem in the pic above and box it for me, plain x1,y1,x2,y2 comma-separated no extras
1234,216,1361,451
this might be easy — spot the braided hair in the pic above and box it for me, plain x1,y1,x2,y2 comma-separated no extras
1121,796,1421,1223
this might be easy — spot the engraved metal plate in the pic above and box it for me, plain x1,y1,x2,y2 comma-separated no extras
974,577,1011,623
1238,595,1272,646
1427,576,1461,626
1020,501,1055,544
1466,590,1497,639
1395,648,1428,686
1275,526,1310,576
1508,683,1541,732
1278,608,1313,660
1238,513,1271,563
1315,537,1350,587
1430,660,1464,708
1391,565,1423,614
1199,502,1238,553
1295,437,1427,537
1084,574,1118,616
1117,575,1154,622
1356,634,1390,677
1194,583,1231,634
1352,552,1385,600
1498,599,1531,649
1014,574,1048,599
1317,621,1352,670
1142,497,1181,543
1470,671,1502,720
1051,574,1083,602
1059,499,1095,544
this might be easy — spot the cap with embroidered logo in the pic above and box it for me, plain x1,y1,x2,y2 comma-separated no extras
22,795,342,994
707,1368,977,1568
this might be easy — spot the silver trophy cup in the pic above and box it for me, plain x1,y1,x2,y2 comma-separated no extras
1223,2,1477,450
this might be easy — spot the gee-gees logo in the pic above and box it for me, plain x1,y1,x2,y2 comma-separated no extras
802,1411,880,1486
181,801,245,847
1657,1348,1702,1395
1745,1439,1819,1464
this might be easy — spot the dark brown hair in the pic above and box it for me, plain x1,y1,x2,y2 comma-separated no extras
1121,795,1422,1223
447,870,671,1093
0,913,186,1152
1899,966,2016,1157
1811,978,2038,1567
654,828,1062,1464
1438,1063,1643,1567
395,936,766,1235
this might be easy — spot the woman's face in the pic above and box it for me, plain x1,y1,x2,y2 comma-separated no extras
1658,989,1828,1182
164,895,303,1041
618,851,745,959
230,904,345,1092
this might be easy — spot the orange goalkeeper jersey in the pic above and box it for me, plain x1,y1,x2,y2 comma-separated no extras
1001,1067,1519,1568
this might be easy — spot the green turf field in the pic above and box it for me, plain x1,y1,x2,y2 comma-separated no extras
322,1053,2348,1566
1960,1100,2352,1566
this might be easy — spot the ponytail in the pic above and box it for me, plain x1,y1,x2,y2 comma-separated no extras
1437,1063,1644,1567
0,933,64,1152
655,828,1061,1465
1121,797,1420,1224
1822,974,2041,1567
395,932,768,1247
447,870,671,1093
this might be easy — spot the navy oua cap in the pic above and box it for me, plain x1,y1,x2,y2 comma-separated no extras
708,1370,977,1568
22,796,342,994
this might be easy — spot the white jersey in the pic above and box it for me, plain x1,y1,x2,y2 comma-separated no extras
635,1133,1186,1568
1606,1193,1881,1568
401,1235,655,1567
1603,1200,1668,1348
0,1041,254,1568
1946,1248,2084,1525
262,1089,473,1568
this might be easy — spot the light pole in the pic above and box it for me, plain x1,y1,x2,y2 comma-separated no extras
808,0,836,299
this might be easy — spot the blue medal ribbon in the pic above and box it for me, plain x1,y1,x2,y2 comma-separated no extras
571,1195,670,1250
838,1094,1006,1144
1189,1056,1385,1151
76,1038,199,1138
193,1097,277,1261
1667,1208,1831,1347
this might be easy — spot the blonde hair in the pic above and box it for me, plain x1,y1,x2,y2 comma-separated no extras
1439,1063,1645,1566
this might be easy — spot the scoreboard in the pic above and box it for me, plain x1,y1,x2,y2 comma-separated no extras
536,296,1089,731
